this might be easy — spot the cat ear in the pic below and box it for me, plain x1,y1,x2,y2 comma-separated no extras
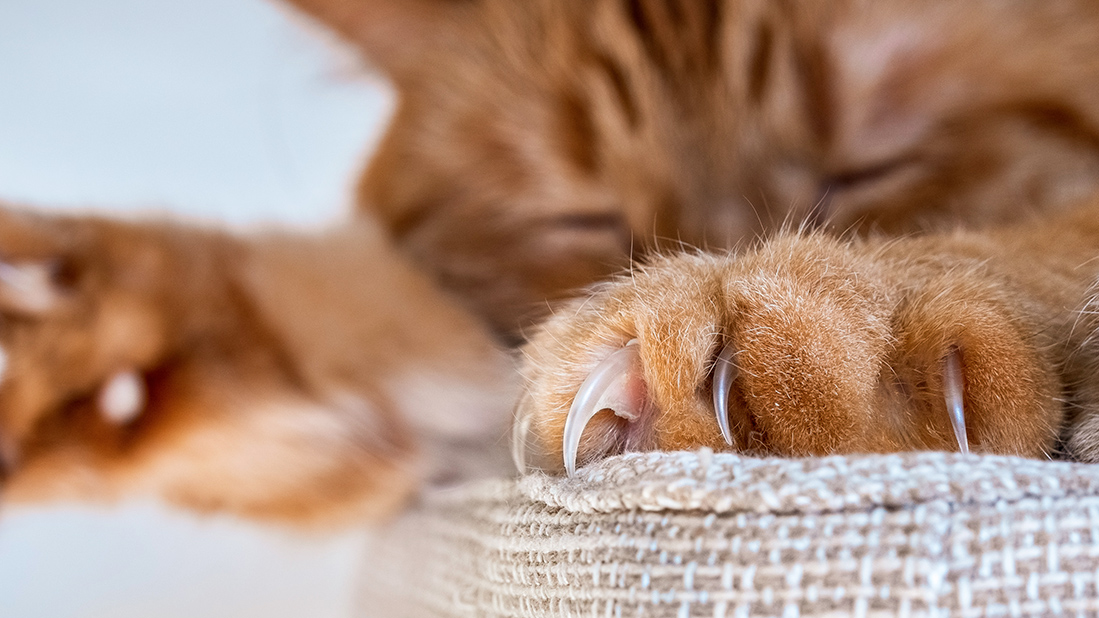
281,0,476,76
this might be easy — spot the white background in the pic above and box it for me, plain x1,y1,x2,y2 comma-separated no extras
0,0,394,616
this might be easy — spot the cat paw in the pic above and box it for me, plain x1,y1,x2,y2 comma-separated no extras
516,235,1061,474
0,210,180,474
0,207,515,523
0,208,398,522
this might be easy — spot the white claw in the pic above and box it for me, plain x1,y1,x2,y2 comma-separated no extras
511,410,532,474
0,261,59,314
98,371,145,425
563,341,641,476
943,348,969,454
712,343,738,446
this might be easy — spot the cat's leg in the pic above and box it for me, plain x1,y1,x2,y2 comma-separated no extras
0,206,516,523
517,205,1099,473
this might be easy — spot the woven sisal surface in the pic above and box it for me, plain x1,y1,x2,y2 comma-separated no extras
357,451,1099,617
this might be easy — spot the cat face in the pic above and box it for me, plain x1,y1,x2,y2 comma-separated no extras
287,0,1099,337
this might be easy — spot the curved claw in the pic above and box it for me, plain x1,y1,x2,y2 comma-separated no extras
511,409,533,474
943,348,969,454
563,341,641,476
0,261,59,315
712,343,738,446
98,370,146,425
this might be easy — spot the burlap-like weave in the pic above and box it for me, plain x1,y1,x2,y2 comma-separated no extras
357,451,1099,617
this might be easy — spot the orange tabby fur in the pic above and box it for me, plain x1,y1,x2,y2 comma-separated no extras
0,209,514,524
519,203,1099,469
3,0,1099,520
328,0,1099,336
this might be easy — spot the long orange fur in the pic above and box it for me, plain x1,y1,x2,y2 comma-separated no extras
3,0,1099,520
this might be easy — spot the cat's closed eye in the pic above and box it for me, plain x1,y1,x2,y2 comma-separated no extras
531,213,633,278
544,213,628,235
824,154,921,195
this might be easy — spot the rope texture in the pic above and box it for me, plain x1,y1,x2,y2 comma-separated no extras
357,451,1099,617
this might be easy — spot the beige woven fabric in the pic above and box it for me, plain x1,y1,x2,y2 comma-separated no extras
357,451,1099,617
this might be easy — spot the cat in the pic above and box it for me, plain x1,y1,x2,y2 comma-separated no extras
289,0,1099,473
4,0,1099,522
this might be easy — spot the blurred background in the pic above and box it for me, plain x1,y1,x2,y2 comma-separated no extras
0,0,393,615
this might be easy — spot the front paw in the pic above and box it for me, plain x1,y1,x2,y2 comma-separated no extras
0,209,301,514
0,210,179,470
0,208,512,523
516,235,1061,474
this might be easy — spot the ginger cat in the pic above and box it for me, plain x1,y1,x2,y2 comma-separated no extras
4,0,1099,521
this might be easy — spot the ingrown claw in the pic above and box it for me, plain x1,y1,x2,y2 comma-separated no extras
943,347,969,454
562,341,641,476
712,343,738,446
